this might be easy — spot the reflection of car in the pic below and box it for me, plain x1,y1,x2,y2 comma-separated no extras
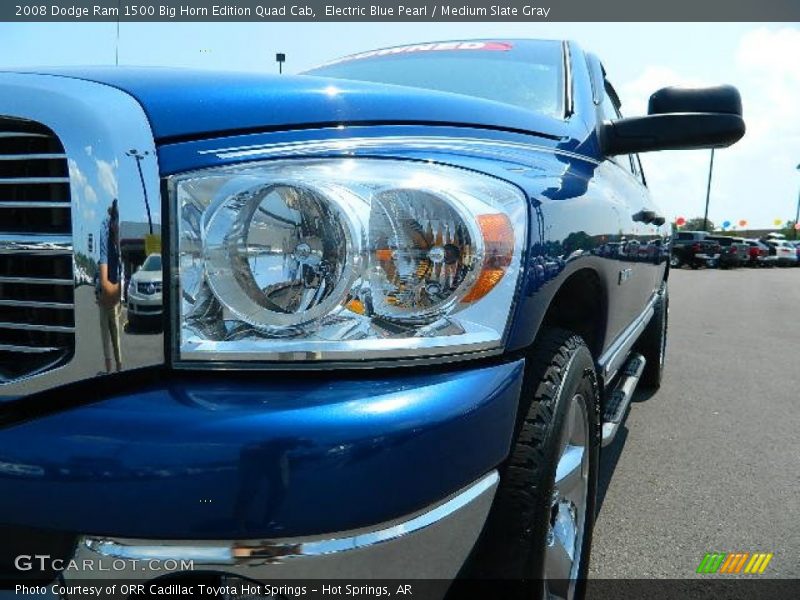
0,40,744,592
126,254,162,327
670,231,720,269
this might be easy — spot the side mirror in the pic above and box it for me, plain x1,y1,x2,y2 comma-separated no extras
601,85,745,156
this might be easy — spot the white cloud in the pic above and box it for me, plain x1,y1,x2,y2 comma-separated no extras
68,159,98,206
620,66,707,117
96,159,118,200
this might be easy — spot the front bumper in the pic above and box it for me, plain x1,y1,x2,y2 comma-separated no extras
126,291,163,316
60,471,497,584
0,359,523,582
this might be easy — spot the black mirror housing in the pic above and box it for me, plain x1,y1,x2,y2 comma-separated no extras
648,85,742,116
602,85,745,156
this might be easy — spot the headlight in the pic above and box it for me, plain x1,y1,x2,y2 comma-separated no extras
174,158,526,363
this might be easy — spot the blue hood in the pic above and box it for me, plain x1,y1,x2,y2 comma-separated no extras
13,67,567,143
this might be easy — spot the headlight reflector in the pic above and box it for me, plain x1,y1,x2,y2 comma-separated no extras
175,159,526,362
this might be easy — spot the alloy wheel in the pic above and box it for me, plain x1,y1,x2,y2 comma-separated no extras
543,393,589,600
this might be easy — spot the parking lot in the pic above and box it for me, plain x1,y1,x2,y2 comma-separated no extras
589,267,800,578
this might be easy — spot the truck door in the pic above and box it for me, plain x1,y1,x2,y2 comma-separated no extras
598,71,665,327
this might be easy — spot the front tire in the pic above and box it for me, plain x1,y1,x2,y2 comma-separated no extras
470,329,600,599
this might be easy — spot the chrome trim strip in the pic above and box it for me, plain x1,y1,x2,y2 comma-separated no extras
0,275,73,285
562,40,574,118
0,153,66,160
180,334,500,363
0,322,74,333
0,132,48,139
198,135,600,166
598,292,658,382
84,470,499,564
0,248,72,255
0,299,74,309
0,233,72,255
0,176,69,184
0,343,61,353
0,201,70,208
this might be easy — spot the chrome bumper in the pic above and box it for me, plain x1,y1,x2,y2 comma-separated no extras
62,471,498,582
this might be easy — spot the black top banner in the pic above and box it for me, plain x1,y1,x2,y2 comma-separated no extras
4,0,800,22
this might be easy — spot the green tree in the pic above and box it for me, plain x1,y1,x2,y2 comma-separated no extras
680,217,716,232
562,230,595,253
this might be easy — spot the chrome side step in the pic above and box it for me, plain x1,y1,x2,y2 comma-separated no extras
601,353,646,447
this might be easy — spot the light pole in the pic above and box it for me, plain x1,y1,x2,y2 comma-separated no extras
702,149,715,232
126,149,153,235
276,53,286,74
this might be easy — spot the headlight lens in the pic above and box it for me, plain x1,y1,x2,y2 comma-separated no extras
175,159,526,362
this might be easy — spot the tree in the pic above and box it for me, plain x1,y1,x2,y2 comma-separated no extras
680,217,715,232
562,230,595,253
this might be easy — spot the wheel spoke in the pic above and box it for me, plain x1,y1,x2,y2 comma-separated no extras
554,445,584,495
545,531,573,598
546,393,589,600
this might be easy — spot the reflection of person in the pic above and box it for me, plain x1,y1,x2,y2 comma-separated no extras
97,199,122,373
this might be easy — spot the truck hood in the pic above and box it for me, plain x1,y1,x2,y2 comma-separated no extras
12,67,567,143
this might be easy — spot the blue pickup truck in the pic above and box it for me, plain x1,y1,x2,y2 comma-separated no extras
0,39,743,598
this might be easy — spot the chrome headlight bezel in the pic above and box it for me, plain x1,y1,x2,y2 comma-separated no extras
168,157,528,367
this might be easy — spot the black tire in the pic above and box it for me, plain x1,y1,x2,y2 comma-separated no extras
636,281,669,389
127,312,137,332
468,329,600,599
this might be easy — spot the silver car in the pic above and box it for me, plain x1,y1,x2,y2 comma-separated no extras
126,254,163,327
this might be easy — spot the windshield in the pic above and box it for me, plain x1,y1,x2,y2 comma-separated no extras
141,255,161,271
305,40,564,118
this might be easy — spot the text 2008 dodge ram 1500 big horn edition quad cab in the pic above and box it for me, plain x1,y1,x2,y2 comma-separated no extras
0,40,743,598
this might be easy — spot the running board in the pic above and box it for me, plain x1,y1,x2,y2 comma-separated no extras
601,353,646,447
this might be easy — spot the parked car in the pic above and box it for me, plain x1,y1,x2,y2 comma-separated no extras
729,237,751,264
762,239,799,267
126,253,163,329
745,239,773,267
670,231,721,269
705,235,747,269
789,241,800,265
0,40,744,594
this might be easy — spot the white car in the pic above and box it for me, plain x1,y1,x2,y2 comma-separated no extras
126,254,163,327
764,239,799,266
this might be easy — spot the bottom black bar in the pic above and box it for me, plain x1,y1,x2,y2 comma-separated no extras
3,578,799,600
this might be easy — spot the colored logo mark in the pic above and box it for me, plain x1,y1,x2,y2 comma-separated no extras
697,552,773,574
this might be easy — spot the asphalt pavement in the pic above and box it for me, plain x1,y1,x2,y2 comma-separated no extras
589,266,800,579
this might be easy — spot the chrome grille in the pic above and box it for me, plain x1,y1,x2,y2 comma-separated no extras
137,281,162,295
0,117,74,383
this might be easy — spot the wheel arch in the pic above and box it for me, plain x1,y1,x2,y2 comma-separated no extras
507,265,609,445
537,267,608,361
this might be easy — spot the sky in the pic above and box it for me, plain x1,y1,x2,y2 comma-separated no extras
1,21,799,229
